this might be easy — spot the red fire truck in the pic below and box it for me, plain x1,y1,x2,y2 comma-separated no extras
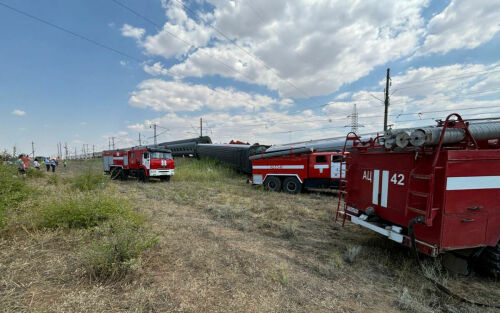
251,152,345,193
103,146,174,182
336,114,500,277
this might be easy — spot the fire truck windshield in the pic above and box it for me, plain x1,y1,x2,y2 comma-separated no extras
150,152,172,159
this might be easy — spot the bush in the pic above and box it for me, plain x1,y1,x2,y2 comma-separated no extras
38,194,142,229
72,170,106,192
82,219,157,280
0,164,30,226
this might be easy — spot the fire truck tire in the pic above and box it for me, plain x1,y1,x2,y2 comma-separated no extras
264,176,281,192
119,169,127,181
110,167,120,180
474,242,500,278
160,176,171,182
282,177,302,194
138,170,149,183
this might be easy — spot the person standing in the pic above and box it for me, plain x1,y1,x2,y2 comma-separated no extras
63,160,67,168
50,159,57,173
33,159,40,170
17,155,26,177
44,157,50,172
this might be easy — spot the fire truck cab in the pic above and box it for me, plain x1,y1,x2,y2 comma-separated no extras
251,152,345,193
103,146,174,182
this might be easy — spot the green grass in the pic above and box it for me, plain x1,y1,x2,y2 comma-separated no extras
47,174,59,185
72,170,107,192
37,193,143,230
173,157,242,182
26,168,45,178
0,164,30,226
82,219,158,281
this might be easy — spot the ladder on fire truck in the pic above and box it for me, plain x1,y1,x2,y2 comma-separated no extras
334,132,362,226
405,114,478,227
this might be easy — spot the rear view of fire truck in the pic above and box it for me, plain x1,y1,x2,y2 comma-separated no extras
336,114,500,277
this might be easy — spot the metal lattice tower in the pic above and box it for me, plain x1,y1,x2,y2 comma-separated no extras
347,103,359,133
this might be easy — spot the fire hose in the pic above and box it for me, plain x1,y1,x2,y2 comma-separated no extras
408,217,500,309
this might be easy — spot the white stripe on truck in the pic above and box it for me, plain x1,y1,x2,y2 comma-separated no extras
372,169,379,205
252,165,304,169
446,176,500,190
381,170,389,208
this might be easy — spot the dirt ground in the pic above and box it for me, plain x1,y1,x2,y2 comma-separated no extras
0,159,498,312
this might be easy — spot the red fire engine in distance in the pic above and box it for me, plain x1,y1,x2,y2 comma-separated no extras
251,151,345,193
103,146,174,182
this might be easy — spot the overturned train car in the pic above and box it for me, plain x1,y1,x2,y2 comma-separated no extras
197,143,268,174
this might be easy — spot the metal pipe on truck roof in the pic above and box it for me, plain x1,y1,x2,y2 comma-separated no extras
409,121,500,146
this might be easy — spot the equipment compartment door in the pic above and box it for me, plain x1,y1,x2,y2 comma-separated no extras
441,213,488,249
331,155,345,179
142,152,150,170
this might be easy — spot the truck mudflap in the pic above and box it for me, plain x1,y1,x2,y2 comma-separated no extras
340,208,439,257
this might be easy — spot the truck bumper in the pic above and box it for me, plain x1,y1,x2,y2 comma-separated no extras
149,169,174,177
341,208,439,257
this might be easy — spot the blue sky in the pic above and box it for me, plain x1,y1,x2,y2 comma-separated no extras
1,0,499,157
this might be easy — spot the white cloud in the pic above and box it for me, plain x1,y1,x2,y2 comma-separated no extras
120,60,127,66
129,79,278,112
12,109,26,116
140,1,212,58
151,0,429,97
143,62,169,76
121,24,146,40
420,0,500,55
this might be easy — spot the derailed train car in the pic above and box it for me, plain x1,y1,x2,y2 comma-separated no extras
197,143,268,174
159,136,212,156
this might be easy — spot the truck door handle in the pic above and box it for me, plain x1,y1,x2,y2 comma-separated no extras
466,206,482,211
461,218,474,223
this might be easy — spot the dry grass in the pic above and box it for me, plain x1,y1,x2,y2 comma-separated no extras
0,158,498,312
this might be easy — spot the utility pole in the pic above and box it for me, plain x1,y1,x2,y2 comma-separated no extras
74,147,77,159
31,141,35,158
111,137,115,150
383,68,391,131
13,146,16,157
200,117,203,137
108,137,111,150
92,145,95,158
150,123,158,145
138,133,142,146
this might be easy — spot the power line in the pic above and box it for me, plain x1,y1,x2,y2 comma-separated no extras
171,0,320,101
0,1,142,62
392,67,500,91
110,0,259,83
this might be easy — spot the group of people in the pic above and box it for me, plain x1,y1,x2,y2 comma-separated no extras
16,154,67,176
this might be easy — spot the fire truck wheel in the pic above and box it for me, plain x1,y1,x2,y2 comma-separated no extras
160,176,171,182
138,170,149,183
474,241,500,278
282,177,302,194
110,167,120,180
264,176,281,192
